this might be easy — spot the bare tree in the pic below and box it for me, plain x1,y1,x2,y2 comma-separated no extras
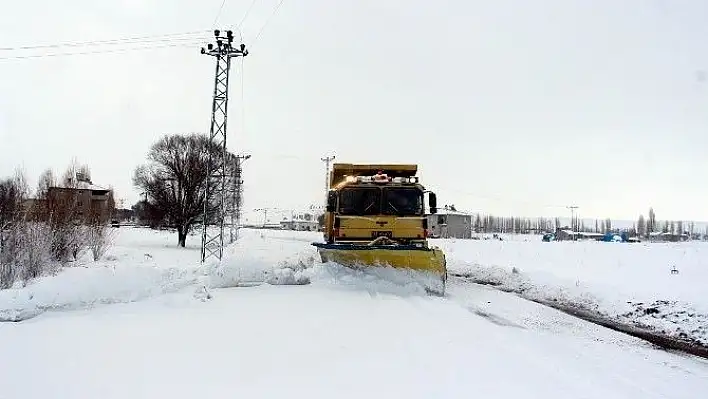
36,168,56,200
648,207,656,233
0,177,24,232
0,169,57,288
0,170,28,260
45,160,93,263
60,157,93,187
133,133,237,247
85,222,116,261
637,214,646,238
131,199,166,228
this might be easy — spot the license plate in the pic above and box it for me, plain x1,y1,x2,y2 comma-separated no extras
372,231,392,238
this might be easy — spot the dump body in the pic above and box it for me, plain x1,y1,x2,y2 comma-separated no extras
314,163,447,294
329,164,418,188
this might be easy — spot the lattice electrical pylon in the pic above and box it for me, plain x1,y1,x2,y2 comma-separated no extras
200,29,248,263
227,154,251,243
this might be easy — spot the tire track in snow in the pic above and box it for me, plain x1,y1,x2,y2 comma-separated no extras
448,274,708,361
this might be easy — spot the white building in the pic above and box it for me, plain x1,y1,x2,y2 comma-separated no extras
426,206,472,239
280,211,322,231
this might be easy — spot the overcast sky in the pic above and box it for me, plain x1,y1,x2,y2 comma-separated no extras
1,0,707,222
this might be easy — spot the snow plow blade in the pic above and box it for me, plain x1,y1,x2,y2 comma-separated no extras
311,242,447,295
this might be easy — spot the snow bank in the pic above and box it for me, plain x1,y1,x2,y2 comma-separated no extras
204,229,440,296
0,227,453,321
0,228,324,321
437,236,708,346
0,264,198,321
203,229,318,288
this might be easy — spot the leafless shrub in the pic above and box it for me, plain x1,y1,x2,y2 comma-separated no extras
85,222,116,261
0,169,57,288
69,225,89,261
49,221,84,264
0,222,56,286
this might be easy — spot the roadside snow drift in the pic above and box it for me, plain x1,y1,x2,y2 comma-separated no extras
0,228,320,321
0,227,433,320
439,235,708,346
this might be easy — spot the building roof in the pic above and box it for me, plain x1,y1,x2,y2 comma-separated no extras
649,231,689,237
50,181,110,191
428,209,471,216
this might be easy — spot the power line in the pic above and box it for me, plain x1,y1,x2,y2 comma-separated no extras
239,0,260,28
212,0,228,27
0,41,204,61
0,30,209,52
252,0,286,44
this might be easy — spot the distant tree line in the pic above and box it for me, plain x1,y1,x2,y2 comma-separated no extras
467,206,704,238
468,214,617,235
636,207,700,238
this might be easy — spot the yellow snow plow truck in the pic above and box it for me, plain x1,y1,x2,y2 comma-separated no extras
311,163,447,295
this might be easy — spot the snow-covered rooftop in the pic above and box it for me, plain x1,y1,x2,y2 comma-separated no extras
430,208,471,216
50,181,110,191
76,181,109,191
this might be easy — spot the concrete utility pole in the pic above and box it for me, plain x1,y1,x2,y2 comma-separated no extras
567,205,579,238
228,154,251,243
321,155,335,197
200,29,248,263
253,208,273,226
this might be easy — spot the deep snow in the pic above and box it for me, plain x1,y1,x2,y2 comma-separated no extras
436,234,708,346
1,227,707,398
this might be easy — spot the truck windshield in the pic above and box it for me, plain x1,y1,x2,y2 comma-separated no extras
382,188,423,216
339,187,381,215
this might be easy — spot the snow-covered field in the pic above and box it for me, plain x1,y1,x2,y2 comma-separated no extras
436,234,708,346
1,227,707,398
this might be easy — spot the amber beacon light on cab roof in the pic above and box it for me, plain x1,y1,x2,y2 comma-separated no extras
311,163,448,295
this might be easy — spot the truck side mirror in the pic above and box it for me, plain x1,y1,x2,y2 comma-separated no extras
429,192,437,214
326,191,337,212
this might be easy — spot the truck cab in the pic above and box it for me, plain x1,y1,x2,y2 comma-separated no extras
322,164,438,247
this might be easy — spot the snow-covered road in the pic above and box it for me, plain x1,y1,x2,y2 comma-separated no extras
2,278,707,398
1,227,707,398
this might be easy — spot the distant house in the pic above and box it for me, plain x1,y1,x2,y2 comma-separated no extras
426,207,472,239
46,180,114,224
554,228,605,241
280,212,321,231
554,229,575,241
22,173,114,224
648,232,690,242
